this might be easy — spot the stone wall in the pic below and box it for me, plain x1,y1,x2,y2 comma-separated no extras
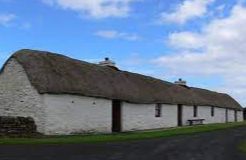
122,103,177,131
182,106,243,125
237,111,244,122
182,106,228,125
227,109,235,122
0,116,37,136
43,94,112,135
0,59,45,133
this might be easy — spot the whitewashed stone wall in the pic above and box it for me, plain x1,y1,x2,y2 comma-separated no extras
0,59,243,135
182,105,193,126
0,59,45,133
43,94,112,135
122,103,177,131
198,106,226,124
227,109,235,122
182,106,228,125
237,111,244,122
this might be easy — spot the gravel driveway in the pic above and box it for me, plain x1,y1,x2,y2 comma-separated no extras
0,126,246,160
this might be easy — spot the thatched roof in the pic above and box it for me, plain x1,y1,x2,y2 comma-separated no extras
3,49,242,110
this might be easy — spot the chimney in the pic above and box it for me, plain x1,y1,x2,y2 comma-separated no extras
174,78,187,86
99,57,118,70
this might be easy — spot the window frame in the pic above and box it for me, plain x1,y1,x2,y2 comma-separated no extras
211,106,215,117
155,104,162,117
193,105,198,117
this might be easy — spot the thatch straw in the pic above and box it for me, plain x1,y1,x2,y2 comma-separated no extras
3,49,242,110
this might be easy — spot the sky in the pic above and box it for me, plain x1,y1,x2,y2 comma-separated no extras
0,0,246,106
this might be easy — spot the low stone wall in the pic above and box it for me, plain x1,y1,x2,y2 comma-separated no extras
0,116,37,136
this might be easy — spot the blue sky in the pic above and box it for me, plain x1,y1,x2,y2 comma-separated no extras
0,0,246,106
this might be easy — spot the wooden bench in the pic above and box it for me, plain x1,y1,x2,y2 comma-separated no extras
187,119,205,126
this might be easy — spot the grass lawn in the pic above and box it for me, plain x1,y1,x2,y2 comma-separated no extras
0,121,246,145
239,141,246,153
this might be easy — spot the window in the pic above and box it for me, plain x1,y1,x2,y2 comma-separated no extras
211,107,215,117
193,106,198,117
155,104,162,117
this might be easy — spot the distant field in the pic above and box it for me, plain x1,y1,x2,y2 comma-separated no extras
0,121,246,145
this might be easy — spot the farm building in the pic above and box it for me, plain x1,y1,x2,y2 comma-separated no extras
0,49,244,135
244,108,246,120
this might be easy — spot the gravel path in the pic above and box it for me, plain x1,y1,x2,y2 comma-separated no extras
0,126,246,160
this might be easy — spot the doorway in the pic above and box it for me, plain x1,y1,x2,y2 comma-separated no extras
112,100,121,132
225,109,228,123
178,104,183,126
234,110,237,122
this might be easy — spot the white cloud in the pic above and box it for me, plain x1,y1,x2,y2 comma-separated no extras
155,4,246,105
42,0,138,18
0,14,15,26
159,0,214,24
215,4,226,12
168,32,204,49
95,30,140,41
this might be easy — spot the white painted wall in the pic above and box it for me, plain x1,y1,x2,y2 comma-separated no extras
43,94,112,135
227,109,235,122
237,111,244,122
0,59,243,135
198,106,226,124
0,59,45,133
122,103,177,131
182,105,194,126
182,105,228,125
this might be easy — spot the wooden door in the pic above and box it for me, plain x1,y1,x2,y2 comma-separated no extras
178,104,183,126
112,100,121,132
234,110,237,122
225,109,228,123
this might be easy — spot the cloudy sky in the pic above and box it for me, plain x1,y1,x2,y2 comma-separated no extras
0,0,246,106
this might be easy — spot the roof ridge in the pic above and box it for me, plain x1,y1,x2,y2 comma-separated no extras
4,49,242,110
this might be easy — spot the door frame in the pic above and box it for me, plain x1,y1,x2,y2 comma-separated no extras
177,104,183,126
234,110,238,122
112,100,122,132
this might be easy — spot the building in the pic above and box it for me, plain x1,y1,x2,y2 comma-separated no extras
244,108,246,120
0,49,243,135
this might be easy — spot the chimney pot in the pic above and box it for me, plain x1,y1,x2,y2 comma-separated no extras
99,57,117,69
175,78,187,86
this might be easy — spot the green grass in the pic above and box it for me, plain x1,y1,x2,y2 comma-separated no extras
1,121,246,145
239,141,246,153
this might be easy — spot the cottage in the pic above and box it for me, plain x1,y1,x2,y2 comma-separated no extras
0,49,244,135
244,108,246,120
